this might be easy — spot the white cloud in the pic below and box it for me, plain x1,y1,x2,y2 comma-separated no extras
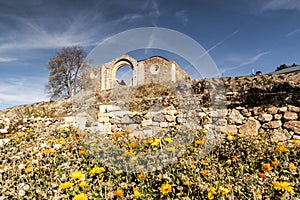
119,14,144,22
0,76,48,109
150,0,160,17
199,29,239,58
0,57,17,62
0,15,101,53
175,10,188,25
286,27,300,37
222,51,270,74
262,0,300,11
238,51,270,67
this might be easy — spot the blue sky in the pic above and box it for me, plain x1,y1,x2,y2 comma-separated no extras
1,0,300,110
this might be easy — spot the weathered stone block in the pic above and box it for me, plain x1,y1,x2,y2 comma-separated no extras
270,128,291,142
287,105,300,112
279,107,288,112
239,117,261,135
0,129,8,134
153,113,165,122
258,113,273,122
241,109,251,117
264,120,282,129
221,125,237,134
274,114,282,120
266,106,278,114
141,120,152,127
165,115,176,122
283,112,298,121
283,121,300,134
228,109,244,125
160,122,168,128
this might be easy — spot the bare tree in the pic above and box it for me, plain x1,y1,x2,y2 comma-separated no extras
46,46,88,100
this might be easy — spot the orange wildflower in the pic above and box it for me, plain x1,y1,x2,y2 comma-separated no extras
277,145,288,153
201,170,208,177
79,150,86,155
232,155,238,162
272,161,279,167
194,140,204,145
138,173,146,179
262,163,273,171
130,142,137,148
258,173,265,178
114,132,123,138
114,189,124,197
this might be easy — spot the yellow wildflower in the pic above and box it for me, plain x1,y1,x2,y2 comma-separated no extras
115,170,123,175
26,129,34,133
208,185,217,199
70,171,84,180
160,183,172,195
227,135,235,141
164,138,173,143
218,186,230,195
289,165,297,171
210,186,217,193
59,182,74,190
226,159,232,165
89,167,105,175
25,167,33,173
151,139,160,146
131,156,137,163
201,161,209,166
134,187,142,198
73,193,88,200
122,149,133,157
166,146,176,152
272,181,295,194
78,181,88,189
43,148,54,154
207,191,214,200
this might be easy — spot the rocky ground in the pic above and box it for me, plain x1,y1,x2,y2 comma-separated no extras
0,72,299,140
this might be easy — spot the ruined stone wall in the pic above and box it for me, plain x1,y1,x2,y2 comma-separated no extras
220,104,300,141
91,54,190,92
92,103,300,143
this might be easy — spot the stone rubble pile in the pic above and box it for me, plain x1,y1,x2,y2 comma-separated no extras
222,104,300,141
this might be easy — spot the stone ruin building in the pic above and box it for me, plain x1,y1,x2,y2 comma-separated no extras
93,54,191,90
75,54,199,135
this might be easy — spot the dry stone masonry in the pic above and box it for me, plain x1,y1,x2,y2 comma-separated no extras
0,55,299,146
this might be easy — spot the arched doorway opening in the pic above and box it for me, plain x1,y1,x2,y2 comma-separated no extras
113,59,134,86
116,65,133,85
